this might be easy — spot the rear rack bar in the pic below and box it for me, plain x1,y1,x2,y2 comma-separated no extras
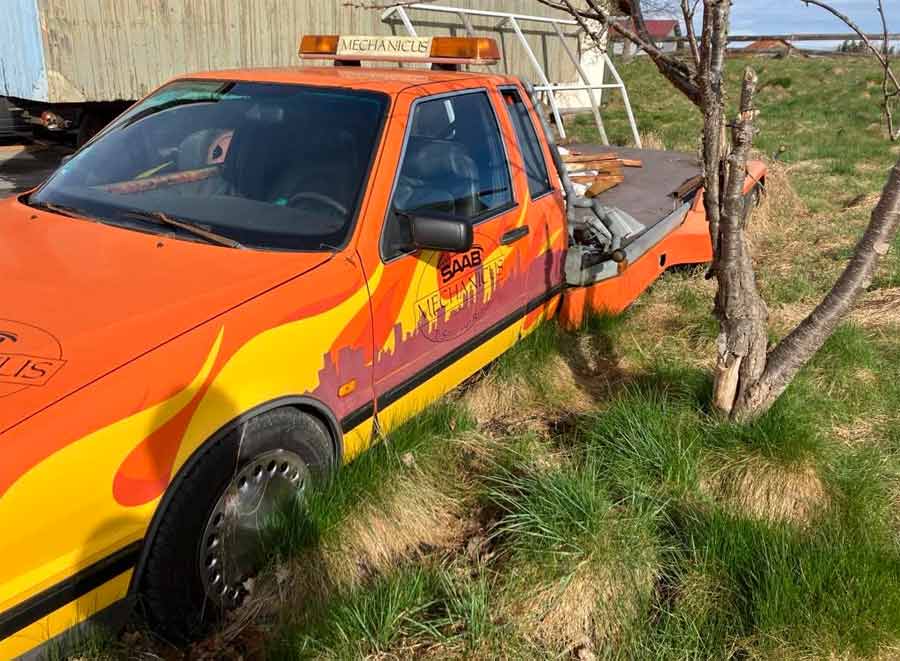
381,2,641,147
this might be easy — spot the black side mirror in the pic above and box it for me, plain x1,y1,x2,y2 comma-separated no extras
410,215,473,253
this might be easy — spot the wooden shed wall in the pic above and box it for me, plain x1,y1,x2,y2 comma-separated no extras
33,0,580,102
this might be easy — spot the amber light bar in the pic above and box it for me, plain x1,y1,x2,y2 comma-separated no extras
298,34,500,65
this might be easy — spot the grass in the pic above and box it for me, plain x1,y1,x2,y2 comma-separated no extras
83,54,900,660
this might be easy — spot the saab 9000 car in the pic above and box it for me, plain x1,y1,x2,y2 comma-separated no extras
0,35,761,658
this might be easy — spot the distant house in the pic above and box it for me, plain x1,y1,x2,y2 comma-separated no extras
745,39,793,53
611,18,680,56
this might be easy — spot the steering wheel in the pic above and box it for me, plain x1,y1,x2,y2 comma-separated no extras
287,191,348,216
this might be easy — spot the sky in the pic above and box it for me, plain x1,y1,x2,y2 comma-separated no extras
665,0,900,50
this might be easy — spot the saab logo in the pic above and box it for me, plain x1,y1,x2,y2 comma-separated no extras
0,320,66,397
440,248,483,284
415,235,507,343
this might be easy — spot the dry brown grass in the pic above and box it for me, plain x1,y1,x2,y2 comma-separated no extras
701,455,829,526
463,351,616,437
851,288,900,328
751,159,807,237
832,413,889,447
506,557,654,657
324,473,465,586
238,468,467,635
640,131,667,151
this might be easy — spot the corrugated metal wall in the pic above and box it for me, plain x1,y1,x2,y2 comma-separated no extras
31,0,579,102
0,0,49,100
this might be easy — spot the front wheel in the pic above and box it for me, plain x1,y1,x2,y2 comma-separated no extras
139,408,333,642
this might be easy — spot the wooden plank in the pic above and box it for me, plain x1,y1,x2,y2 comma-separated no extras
586,174,625,197
620,158,643,168
566,161,624,175
673,174,703,199
562,151,619,164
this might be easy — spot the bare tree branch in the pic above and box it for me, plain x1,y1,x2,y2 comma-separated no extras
744,156,900,412
698,0,731,271
537,0,702,105
877,0,900,141
802,0,900,140
681,0,701,67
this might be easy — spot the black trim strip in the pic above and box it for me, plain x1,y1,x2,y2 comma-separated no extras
0,540,141,641
376,284,564,412
341,402,375,433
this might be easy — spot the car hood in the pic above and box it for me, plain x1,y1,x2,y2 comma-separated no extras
0,197,331,433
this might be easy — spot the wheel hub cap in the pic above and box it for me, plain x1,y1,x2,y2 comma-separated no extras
199,449,308,607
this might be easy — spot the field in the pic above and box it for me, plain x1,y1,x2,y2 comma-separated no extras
71,56,900,660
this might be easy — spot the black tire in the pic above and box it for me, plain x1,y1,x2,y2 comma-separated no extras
140,407,333,642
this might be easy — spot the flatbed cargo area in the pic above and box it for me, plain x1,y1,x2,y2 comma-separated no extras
568,144,702,231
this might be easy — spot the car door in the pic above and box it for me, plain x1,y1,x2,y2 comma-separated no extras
499,85,568,332
367,86,530,433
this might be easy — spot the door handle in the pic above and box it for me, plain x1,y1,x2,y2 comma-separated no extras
500,226,529,245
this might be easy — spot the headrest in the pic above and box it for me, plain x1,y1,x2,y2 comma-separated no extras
404,140,476,181
245,103,285,124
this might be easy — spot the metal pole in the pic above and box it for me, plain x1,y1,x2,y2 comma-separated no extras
508,16,568,140
534,83,624,92
551,20,608,145
389,6,419,37
457,11,475,36
400,3,579,26
603,53,641,148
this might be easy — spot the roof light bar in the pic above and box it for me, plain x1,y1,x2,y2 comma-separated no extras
298,34,500,66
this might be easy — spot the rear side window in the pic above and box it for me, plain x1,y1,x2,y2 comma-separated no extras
501,88,552,198
382,91,513,260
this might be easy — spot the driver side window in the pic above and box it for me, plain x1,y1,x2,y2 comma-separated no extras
381,90,513,260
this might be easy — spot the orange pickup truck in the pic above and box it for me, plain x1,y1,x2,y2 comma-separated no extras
0,35,764,658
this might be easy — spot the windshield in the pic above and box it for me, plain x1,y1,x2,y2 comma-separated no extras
29,80,389,251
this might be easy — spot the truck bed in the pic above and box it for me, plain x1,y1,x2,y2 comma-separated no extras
568,144,702,232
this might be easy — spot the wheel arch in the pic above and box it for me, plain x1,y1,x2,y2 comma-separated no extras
127,395,343,598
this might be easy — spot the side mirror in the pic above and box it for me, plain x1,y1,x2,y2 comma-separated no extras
410,215,473,253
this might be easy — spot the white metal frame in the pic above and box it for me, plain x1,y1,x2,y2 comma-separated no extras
381,2,641,147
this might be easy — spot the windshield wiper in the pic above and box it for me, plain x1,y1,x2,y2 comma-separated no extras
122,210,245,249
29,201,97,221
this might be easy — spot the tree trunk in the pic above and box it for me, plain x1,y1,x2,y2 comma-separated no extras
710,69,770,417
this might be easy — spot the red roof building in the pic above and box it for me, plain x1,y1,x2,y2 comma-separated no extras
613,19,679,40
610,18,681,56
